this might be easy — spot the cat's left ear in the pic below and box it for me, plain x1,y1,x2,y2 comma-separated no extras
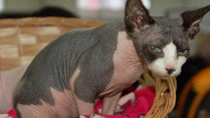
125,0,155,33
181,5,210,39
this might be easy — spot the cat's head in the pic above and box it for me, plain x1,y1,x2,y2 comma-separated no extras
125,0,210,79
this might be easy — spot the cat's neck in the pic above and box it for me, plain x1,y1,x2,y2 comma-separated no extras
114,31,146,70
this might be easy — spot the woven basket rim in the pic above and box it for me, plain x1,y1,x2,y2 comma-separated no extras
0,17,106,27
0,17,106,71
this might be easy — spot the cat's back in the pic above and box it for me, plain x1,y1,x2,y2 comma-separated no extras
13,21,125,106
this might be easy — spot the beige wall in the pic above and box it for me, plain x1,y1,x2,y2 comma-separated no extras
150,0,210,16
3,0,77,14
3,0,210,15
41,0,77,13
4,0,43,13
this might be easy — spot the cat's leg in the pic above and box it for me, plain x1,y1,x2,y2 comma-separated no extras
74,95,95,115
102,92,122,115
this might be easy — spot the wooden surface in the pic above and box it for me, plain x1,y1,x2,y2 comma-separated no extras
0,17,105,70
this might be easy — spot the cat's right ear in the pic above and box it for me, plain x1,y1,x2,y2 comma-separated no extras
181,5,210,39
125,0,155,33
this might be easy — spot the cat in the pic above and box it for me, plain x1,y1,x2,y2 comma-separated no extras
12,0,210,118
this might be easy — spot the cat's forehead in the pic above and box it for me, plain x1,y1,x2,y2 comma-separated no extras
153,17,181,27
143,17,189,47
154,17,187,39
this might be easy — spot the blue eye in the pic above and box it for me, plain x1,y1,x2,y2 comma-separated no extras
178,49,189,56
148,45,161,53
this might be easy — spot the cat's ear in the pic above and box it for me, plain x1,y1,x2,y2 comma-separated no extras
181,5,210,39
125,0,155,33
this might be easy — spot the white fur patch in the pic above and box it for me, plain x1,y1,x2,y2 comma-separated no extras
148,42,187,79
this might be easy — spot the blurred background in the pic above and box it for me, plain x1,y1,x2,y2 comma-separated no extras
0,0,210,118
0,0,209,35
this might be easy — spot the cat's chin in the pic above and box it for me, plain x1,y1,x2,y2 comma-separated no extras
152,72,178,80
156,75,171,80
152,74,168,79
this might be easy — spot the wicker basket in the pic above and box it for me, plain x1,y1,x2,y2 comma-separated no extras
0,17,176,118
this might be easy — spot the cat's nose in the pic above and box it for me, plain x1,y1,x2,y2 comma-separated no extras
166,68,175,75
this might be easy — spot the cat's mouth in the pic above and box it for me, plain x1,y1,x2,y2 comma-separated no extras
147,63,181,79
151,71,178,80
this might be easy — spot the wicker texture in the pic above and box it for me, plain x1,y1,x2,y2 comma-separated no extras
0,17,105,70
0,17,176,118
139,70,176,118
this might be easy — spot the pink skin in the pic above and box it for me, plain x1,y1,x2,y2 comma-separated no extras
0,65,29,116
77,31,144,116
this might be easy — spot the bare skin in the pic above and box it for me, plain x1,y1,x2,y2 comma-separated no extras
14,31,144,118
0,31,143,118
74,31,144,116
0,65,29,114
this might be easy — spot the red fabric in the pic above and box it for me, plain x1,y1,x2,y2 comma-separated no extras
7,108,17,118
124,86,155,114
7,87,155,118
86,87,155,118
